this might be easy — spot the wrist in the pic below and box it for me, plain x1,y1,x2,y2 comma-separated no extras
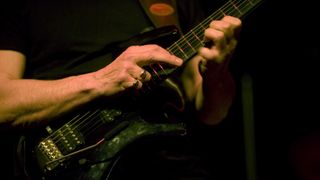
71,73,103,100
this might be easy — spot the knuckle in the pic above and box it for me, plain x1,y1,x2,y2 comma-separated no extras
209,20,219,27
128,45,139,50
121,61,133,71
150,44,162,52
215,31,225,41
234,18,242,27
117,73,128,82
225,16,242,27
126,45,139,54
146,54,155,61
121,51,136,62
150,44,161,49
204,28,210,36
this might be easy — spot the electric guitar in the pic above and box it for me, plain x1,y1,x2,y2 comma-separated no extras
17,0,264,179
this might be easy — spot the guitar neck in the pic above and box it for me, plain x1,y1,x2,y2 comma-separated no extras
140,0,264,95
165,0,263,71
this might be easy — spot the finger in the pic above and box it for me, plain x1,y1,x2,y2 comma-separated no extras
212,16,242,33
220,16,242,39
209,21,233,45
127,67,151,82
122,78,142,89
222,16,242,31
209,16,241,41
138,69,151,82
127,45,183,66
199,47,222,63
204,28,227,49
209,20,231,32
134,68,151,82
132,79,142,89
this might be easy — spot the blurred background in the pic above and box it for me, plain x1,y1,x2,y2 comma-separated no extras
198,0,320,179
1,0,318,179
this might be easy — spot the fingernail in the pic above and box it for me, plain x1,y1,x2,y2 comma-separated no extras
176,58,183,65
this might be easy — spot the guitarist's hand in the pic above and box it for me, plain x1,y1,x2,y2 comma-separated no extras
93,44,183,96
181,16,242,125
199,15,242,65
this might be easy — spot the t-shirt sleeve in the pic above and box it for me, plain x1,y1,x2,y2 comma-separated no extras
0,0,27,54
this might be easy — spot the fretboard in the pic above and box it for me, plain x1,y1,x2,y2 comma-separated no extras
166,0,263,71
140,0,263,95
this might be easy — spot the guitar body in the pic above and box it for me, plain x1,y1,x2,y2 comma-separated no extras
18,111,186,180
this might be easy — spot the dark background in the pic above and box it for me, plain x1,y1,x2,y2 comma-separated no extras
199,0,320,179
1,0,319,179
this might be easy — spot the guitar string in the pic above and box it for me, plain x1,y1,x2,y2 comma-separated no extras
117,0,258,103
140,0,258,92
168,0,260,59
79,109,112,136
41,0,259,153
44,0,254,146
45,109,102,152
69,0,252,138
42,0,254,148
64,0,262,143
143,0,258,93
148,0,259,75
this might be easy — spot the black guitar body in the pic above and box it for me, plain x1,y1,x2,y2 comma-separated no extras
18,113,186,180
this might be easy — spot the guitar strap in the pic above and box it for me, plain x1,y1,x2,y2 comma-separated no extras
138,0,182,33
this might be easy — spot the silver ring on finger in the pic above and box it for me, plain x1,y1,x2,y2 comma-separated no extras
140,69,147,80
132,79,140,88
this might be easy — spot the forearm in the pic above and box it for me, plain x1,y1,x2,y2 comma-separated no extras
197,63,235,125
0,73,101,126
181,56,235,125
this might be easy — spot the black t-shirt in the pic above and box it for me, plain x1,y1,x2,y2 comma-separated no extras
0,0,209,179
0,0,204,79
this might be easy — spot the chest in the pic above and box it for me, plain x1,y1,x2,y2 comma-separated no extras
25,0,153,53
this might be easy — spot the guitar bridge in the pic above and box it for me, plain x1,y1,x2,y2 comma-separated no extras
36,124,85,172
37,139,63,171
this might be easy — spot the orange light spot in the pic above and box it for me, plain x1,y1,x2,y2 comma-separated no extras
149,3,174,16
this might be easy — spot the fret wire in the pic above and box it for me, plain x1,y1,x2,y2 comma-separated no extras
181,35,197,52
41,0,264,152
169,0,262,61
190,29,204,46
168,2,232,58
168,46,179,58
230,1,243,15
169,47,183,59
146,0,262,95
235,0,256,17
172,24,204,54
173,41,188,59
170,0,262,60
226,4,241,17
154,0,262,96
246,0,254,5
219,8,227,16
